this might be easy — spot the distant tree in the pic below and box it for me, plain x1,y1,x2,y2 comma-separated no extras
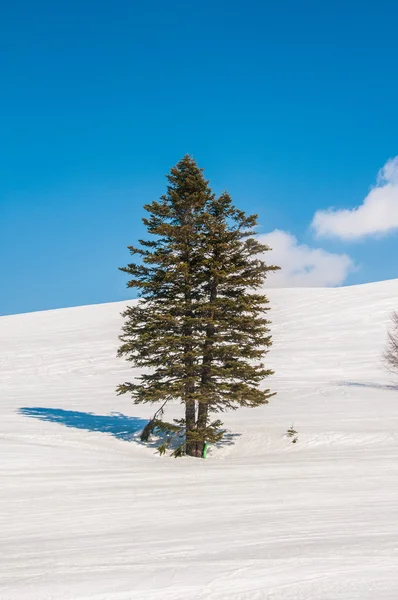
384,311,398,375
117,155,279,457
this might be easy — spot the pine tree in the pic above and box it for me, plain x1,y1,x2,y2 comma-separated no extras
117,156,279,456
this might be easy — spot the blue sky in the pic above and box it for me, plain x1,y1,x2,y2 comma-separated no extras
1,0,398,315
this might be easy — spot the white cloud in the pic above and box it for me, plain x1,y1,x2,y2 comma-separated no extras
259,230,354,287
312,156,398,240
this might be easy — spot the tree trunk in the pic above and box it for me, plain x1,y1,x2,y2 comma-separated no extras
196,274,217,456
185,399,197,456
197,343,211,456
182,204,199,457
196,401,208,456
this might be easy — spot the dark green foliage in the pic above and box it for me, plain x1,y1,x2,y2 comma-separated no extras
153,419,185,457
117,155,280,456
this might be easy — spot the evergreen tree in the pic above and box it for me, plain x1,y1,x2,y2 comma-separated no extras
117,156,279,456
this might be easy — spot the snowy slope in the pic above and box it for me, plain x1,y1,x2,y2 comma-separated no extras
1,280,398,600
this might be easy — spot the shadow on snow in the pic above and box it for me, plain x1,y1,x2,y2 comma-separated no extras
19,407,148,441
18,407,241,451
337,381,398,391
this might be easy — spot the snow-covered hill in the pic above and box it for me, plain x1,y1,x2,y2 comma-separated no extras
1,280,398,599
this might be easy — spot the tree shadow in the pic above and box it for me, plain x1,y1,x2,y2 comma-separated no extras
18,407,242,453
337,381,398,391
19,407,148,441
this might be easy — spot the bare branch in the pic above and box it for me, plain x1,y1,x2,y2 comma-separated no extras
383,311,398,375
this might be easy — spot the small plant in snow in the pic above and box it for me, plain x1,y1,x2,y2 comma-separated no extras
286,424,298,444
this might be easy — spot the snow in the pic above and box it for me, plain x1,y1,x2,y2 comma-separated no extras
1,279,398,599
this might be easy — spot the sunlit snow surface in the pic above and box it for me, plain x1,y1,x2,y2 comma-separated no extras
1,280,398,599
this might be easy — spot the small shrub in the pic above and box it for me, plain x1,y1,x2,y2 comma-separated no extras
286,424,298,444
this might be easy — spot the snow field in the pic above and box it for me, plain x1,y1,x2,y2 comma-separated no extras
1,279,398,599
